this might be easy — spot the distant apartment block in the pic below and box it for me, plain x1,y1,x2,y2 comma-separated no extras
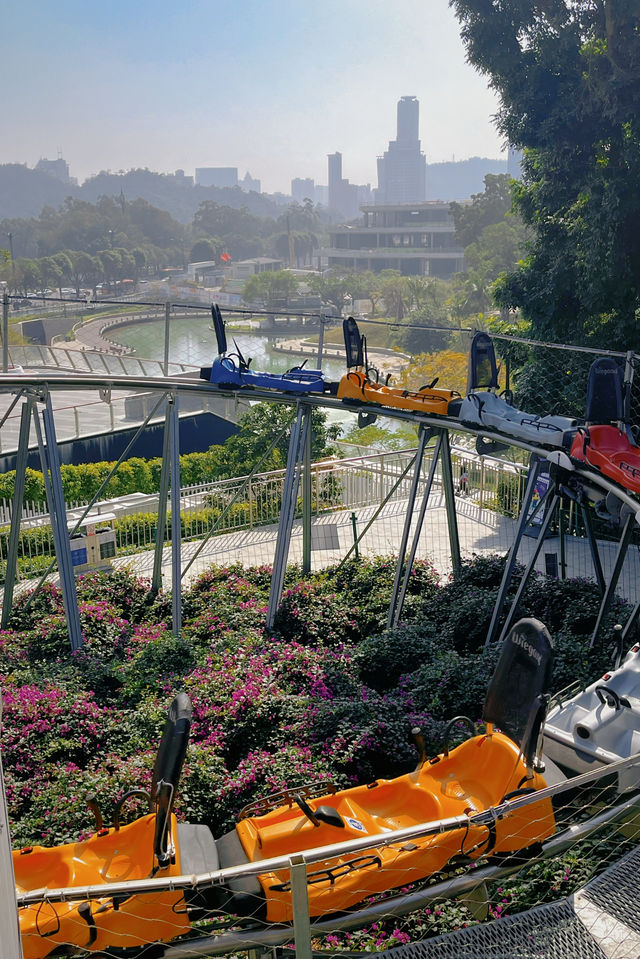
35,156,75,184
195,167,260,192
172,169,194,186
375,96,427,205
320,201,464,278
195,167,238,188
291,177,315,204
327,152,372,220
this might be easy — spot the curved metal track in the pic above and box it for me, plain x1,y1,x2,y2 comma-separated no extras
3,370,640,647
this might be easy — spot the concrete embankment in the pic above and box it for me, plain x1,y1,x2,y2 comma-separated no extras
273,337,411,374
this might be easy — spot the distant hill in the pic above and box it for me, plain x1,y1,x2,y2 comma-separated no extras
426,157,513,201
81,170,286,221
0,157,518,223
0,164,79,219
0,166,286,224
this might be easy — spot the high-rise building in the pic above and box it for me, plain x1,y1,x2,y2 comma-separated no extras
328,152,371,220
35,157,72,183
291,177,315,204
195,167,238,188
375,96,427,205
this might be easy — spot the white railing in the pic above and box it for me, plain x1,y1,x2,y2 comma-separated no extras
0,446,527,578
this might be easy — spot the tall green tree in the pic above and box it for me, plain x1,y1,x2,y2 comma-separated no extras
242,270,300,309
451,173,516,247
451,0,640,348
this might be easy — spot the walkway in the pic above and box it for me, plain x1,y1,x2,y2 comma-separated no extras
112,493,640,605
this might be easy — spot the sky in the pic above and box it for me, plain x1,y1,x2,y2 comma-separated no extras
3,0,506,194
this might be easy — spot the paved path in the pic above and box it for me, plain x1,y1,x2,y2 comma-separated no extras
111,493,640,608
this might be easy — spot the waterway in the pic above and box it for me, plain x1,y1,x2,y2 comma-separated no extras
110,315,357,434
111,315,347,380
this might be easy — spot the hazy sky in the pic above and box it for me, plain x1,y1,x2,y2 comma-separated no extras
4,0,505,194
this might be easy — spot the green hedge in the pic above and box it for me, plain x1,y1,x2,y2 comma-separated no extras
0,449,229,506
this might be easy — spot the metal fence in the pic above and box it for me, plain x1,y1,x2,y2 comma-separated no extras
0,444,528,584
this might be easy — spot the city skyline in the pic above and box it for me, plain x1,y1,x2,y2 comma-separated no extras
3,0,506,196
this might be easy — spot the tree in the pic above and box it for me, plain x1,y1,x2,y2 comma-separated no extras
306,271,363,315
450,0,640,348
208,403,339,478
450,218,528,319
70,251,100,293
451,174,516,248
379,271,409,321
242,270,300,309
189,238,220,263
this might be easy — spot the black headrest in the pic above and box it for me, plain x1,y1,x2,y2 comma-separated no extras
483,619,554,760
212,304,228,355
343,317,364,369
467,331,499,393
151,693,192,863
585,357,624,423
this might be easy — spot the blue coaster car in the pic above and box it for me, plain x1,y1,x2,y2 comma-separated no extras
459,333,578,451
200,305,335,394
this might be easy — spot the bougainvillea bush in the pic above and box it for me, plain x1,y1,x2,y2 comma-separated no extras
1,553,631,945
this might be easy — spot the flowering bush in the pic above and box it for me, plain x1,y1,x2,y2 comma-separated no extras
1,554,628,947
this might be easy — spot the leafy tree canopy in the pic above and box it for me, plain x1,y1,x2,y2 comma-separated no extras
242,270,301,308
451,0,640,348
451,173,516,248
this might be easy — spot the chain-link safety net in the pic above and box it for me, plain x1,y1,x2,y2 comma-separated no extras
12,754,640,959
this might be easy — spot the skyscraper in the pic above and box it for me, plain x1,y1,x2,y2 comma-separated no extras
375,96,427,205
327,152,361,220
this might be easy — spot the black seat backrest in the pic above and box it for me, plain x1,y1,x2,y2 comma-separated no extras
585,357,624,423
483,619,554,767
212,303,228,355
151,692,192,865
467,332,499,393
343,317,364,369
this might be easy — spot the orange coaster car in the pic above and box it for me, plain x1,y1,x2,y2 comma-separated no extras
337,317,461,416
15,695,193,959
211,618,556,923
15,620,556,951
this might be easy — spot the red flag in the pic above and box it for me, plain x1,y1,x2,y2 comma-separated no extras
220,252,231,262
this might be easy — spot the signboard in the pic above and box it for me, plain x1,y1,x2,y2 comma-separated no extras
523,466,551,538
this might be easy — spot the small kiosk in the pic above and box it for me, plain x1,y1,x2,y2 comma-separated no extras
69,513,117,574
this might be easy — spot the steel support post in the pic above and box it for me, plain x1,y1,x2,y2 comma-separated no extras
170,396,182,638
40,396,83,651
152,400,172,594
387,427,434,629
163,301,171,376
302,406,313,574
2,292,9,374
439,428,461,577
485,455,544,647
589,511,636,650
266,405,306,630
558,504,567,580
581,504,606,596
317,315,326,366
497,493,561,644
339,454,419,567
391,431,443,629
1,398,33,628
289,855,313,959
